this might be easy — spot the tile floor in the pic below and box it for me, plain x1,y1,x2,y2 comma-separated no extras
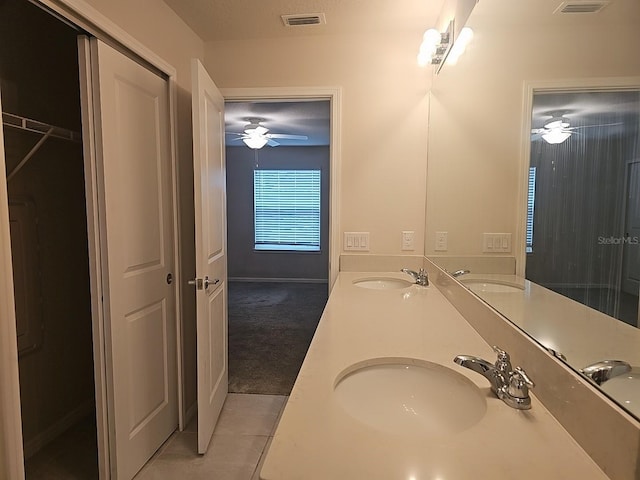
134,394,287,480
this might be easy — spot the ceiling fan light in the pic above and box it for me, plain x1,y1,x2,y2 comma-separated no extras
544,117,570,129
243,135,268,149
542,129,571,144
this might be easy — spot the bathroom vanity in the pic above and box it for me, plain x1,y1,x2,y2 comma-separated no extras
260,268,611,479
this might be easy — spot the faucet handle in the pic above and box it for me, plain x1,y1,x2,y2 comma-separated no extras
492,345,512,370
509,366,535,398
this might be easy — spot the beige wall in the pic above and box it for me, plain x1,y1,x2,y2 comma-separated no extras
425,0,640,266
75,0,206,415
205,32,432,256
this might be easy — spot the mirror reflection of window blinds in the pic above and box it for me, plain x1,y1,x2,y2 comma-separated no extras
526,167,537,253
254,169,321,252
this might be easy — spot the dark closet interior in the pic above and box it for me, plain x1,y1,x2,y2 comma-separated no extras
1,0,98,477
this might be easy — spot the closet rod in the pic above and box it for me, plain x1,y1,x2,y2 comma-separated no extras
2,112,81,142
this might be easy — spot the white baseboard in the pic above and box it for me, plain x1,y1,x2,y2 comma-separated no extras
23,399,95,459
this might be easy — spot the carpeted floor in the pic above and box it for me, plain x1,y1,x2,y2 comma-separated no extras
228,281,328,395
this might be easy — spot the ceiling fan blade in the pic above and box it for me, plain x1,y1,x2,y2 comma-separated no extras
531,132,544,141
568,122,624,130
267,134,309,140
267,139,280,147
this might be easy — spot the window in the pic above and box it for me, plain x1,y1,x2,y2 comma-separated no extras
254,169,321,252
526,166,536,253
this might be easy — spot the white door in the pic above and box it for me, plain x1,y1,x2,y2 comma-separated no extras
191,59,228,454
85,39,178,479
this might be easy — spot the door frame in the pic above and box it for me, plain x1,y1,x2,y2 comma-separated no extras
0,1,184,478
221,87,342,289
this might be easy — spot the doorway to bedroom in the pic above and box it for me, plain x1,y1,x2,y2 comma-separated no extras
224,99,331,395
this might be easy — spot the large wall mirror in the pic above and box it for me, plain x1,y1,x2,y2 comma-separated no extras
425,0,640,420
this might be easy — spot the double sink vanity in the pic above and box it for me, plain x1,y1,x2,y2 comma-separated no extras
258,257,633,480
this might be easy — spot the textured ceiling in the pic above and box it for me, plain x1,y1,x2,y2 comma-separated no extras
225,100,330,147
163,0,445,42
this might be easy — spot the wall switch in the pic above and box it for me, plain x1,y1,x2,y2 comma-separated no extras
344,232,370,251
435,231,448,251
483,233,512,253
402,231,415,251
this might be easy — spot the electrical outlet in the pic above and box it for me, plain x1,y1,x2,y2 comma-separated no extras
344,232,370,251
435,231,448,251
402,231,415,251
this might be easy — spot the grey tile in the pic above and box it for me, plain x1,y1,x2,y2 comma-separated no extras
214,394,287,436
135,434,269,480
251,437,273,480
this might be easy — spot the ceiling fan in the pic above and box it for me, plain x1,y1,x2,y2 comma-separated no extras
227,118,309,149
531,114,623,144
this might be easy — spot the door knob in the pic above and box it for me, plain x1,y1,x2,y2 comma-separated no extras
204,278,220,289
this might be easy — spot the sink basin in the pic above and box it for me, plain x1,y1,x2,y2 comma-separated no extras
462,279,525,293
334,358,486,437
601,368,640,418
353,277,413,290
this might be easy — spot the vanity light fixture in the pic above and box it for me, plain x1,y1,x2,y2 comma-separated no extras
417,21,452,69
417,21,473,72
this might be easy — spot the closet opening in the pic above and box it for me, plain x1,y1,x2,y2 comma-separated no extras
1,0,98,478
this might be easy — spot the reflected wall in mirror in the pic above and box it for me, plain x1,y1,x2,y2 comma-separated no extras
425,0,640,421
527,89,640,328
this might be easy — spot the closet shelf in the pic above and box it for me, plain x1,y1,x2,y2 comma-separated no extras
2,112,81,142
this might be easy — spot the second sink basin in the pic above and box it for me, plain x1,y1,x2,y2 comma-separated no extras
353,277,413,290
334,358,486,437
462,279,525,293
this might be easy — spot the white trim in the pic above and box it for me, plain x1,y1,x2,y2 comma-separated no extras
35,0,176,77
221,86,342,291
516,76,640,277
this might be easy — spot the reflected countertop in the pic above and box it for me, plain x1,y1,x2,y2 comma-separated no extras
457,273,640,371
259,272,608,480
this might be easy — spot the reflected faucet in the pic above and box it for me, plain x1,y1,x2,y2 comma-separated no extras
581,360,632,386
450,269,471,278
454,346,535,410
401,268,429,286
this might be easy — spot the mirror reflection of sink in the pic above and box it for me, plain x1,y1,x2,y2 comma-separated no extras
600,368,640,418
353,277,413,290
334,358,486,437
461,279,525,293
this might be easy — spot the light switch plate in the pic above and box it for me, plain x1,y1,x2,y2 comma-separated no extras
344,232,370,251
483,233,512,253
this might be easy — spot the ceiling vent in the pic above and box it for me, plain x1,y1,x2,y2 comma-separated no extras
281,13,326,27
555,1,609,14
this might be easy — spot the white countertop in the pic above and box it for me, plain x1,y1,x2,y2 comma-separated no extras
260,272,609,480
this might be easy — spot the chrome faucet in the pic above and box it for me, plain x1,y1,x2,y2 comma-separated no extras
450,269,471,278
581,360,631,386
454,346,535,410
401,268,429,286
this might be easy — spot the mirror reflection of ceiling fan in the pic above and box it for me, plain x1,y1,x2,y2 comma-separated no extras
531,113,623,144
227,118,309,149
